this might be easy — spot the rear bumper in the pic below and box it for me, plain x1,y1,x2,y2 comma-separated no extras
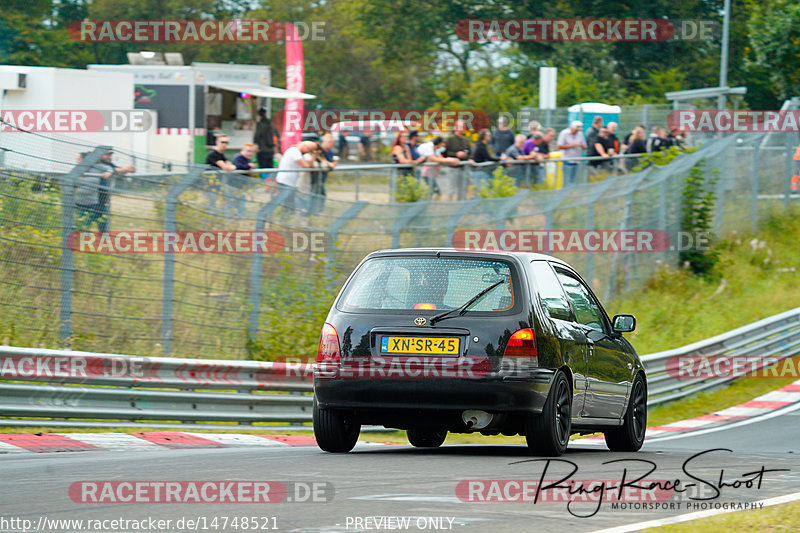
314,371,554,415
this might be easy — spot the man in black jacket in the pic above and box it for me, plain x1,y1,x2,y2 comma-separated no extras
254,108,279,169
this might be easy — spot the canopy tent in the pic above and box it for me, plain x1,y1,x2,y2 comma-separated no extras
206,82,315,100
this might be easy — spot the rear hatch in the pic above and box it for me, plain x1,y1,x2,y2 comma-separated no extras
330,253,528,379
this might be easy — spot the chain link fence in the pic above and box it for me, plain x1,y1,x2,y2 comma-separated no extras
1,114,798,359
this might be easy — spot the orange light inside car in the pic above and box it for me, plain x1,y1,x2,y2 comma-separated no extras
413,303,437,310
317,322,341,363
503,328,537,358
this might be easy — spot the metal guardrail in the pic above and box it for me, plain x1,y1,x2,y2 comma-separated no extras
0,346,313,430
642,306,800,405
1,306,799,428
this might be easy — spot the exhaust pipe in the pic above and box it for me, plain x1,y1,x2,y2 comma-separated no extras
462,410,493,430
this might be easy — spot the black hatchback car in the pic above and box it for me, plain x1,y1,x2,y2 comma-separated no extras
313,249,646,456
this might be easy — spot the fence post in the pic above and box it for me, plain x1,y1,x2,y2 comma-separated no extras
59,147,110,345
162,166,206,355
495,190,529,231
750,141,761,231
248,188,293,340
392,201,430,248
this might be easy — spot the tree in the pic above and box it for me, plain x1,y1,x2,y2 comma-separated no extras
748,0,800,101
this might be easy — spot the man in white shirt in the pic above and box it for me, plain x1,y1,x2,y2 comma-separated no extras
277,140,317,213
277,141,317,187
417,136,460,198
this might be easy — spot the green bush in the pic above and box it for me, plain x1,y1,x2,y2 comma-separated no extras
478,166,518,198
395,174,430,203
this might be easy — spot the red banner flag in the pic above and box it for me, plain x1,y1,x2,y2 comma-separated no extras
281,22,305,153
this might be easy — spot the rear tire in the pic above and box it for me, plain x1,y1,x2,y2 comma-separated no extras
604,373,647,452
407,428,447,448
313,397,360,453
525,371,571,456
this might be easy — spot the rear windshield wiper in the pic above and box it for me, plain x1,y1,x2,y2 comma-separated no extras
429,279,506,325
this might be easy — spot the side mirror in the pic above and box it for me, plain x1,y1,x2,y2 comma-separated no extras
612,314,636,333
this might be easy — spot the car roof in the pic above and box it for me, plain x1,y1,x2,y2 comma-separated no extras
364,247,572,267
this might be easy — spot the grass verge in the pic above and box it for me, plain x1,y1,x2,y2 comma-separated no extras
645,500,800,532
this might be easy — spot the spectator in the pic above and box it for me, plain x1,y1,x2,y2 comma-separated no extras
534,128,555,184
90,149,134,232
233,143,257,172
417,135,459,196
527,120,541,139
556,121,587,186
647,126,669,153
585,115,604,151
470,129,503,190
505,133,538,186
253,108,278,169
206,135,236,171
308,135,337,214
444,120,472,161
391,131,414,176
491,116,515,156
623,124,646,152
277,140,317,213
407,131,426,165
440,120,472,200
607,122,620,154
667,126,684,148
624,126,647,172
587,127,614,175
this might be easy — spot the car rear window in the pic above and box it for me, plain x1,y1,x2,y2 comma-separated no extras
339,256,516,312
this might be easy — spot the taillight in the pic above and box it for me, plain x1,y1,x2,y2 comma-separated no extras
503,328,537,358
317,323,341,363
413,302,436,310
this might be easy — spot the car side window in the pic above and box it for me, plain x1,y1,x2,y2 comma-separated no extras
530,261,573,321
554,268,606,333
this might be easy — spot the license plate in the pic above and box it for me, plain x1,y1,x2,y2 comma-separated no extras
380,336,460,355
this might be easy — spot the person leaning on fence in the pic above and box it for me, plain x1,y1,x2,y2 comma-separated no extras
233,143,257,172
391,131,415,176
206,135,236,171
585,115,604,151
277,140,317,215
417,136,458,197
470,129,505,191
254,108,279,170
491,116,515,156
557,121,587,186
535,128,555,184
587,127,614,176
91,149,134,232
307,134,337,215
504,134,538,187
624,126,647,172
440,121,473,200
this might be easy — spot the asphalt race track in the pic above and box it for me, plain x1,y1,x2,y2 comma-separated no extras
2,405,800,533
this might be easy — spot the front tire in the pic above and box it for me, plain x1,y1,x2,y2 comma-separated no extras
605,373,647,452
407,428,447,448
525,370,571,456
313,397,360,453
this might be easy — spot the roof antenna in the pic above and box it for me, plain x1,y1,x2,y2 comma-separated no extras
436,250,441,258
